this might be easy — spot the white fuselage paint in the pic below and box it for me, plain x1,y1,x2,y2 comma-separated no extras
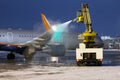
0,29,39,44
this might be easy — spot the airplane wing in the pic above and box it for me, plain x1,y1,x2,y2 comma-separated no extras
22,13,54,49
21,13,54,61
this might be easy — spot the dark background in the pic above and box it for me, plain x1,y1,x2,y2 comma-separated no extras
0,0,120,36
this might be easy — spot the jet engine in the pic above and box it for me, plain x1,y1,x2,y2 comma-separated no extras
42,43,65,56
22,45,36,62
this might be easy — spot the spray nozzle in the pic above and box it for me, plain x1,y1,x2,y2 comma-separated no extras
72,18,77,22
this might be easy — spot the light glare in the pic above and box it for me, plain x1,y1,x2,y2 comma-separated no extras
52,25,57,31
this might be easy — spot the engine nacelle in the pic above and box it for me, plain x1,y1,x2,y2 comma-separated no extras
23,45,36,62
42,43,65,57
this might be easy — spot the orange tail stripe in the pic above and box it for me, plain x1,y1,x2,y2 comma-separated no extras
41,13,51,30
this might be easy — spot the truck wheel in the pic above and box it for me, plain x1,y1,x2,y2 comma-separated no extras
76,61,85,66
96,61,102,66
77,62,81,66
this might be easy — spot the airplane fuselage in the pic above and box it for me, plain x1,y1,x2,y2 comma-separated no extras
0,29,80,50
0,29,40,52
0,29,39,44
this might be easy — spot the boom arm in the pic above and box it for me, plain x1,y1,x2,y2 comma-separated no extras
82,4,93,32
76,3,93,32
74,3,97,47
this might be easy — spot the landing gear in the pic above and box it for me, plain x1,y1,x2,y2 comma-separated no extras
7,52,15,60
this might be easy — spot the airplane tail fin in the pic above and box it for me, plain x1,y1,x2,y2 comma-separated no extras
41,13,51,31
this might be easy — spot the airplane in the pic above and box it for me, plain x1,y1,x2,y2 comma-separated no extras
0,14,54,61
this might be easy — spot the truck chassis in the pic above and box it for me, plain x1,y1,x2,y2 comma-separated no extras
76,43,103,66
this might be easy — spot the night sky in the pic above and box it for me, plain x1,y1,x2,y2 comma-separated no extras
0,0,120,37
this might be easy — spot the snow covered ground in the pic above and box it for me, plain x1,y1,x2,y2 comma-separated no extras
0,50,120,80
0,64,120,80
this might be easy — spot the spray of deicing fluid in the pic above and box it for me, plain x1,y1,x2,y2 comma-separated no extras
51,20,72,43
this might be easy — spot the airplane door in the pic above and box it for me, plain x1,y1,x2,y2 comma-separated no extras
7,32,13,42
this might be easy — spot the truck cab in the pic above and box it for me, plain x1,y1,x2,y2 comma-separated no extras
76,43,103,66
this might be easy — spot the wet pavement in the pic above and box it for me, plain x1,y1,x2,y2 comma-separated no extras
0,50,120,80
0,50,120,66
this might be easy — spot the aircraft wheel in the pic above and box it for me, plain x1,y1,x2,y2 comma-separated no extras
7,53,15,60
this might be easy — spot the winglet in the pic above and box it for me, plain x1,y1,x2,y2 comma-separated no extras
41,13,51,31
